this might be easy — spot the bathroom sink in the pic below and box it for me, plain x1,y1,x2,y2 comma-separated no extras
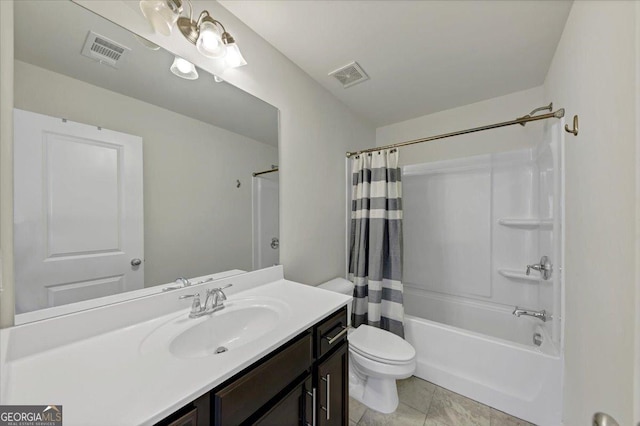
139,297,290,359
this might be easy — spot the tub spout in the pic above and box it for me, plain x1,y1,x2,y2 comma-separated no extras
512,307,550,322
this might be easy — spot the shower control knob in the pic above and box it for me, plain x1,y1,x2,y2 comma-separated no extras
525,255,552,280
270,237,279,249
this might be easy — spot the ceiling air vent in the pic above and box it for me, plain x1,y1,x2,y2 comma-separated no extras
81,31,131,69
328,61,369,88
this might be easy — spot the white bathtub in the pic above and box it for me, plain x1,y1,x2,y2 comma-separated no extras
404,289,563,426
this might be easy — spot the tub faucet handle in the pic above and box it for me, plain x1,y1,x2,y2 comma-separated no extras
526,255,552,280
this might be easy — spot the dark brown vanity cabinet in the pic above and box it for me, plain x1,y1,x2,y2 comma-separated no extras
155,306,349,426
316,343,348,426
313,307,349,426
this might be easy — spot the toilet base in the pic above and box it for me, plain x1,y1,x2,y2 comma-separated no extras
348,366,400,414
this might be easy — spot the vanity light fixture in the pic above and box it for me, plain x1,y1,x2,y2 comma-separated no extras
139,0,183,36
170,56,199,80
213,75,224,83
223,35,247,68
140,0,247,67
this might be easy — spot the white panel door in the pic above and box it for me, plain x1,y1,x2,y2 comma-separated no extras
252,175,279,270
14,109,144,314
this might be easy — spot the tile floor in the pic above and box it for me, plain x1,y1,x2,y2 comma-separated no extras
349,376,535,426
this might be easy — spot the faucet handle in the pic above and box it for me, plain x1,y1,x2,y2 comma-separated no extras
175,277,192,287
179,293,201,316
525,256,552,280
210,284,233,298
526,264,541,275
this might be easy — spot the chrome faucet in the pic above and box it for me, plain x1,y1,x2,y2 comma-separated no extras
203,284,233,312
179,293,203,318
163,276,215,292
162,277,193,292
512,307,550,322
179,284,233,318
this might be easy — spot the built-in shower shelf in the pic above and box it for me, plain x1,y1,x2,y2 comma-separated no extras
498,218,553,228
498,269,541,282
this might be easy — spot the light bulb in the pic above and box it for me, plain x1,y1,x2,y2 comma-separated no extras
139,0,181,36
176,58,192,73
224,42,247,68
196,20,226,58
170,57,198,80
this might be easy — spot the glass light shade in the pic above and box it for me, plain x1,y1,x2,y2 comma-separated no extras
224,42,247,68
139,0,181,36
213,75,224,83
170,57,199,80
196,21,226,58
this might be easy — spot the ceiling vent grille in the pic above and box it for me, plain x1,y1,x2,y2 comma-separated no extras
81,31,131,68
328,61,369,88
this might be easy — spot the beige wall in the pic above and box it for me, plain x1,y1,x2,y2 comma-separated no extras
14,60,278,288
543,1,636,425
0,1,15,327
375,86,544,166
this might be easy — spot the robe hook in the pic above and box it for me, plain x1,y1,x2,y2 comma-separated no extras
564,115,578,136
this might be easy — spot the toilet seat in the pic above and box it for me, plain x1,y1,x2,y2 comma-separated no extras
349,325,416,365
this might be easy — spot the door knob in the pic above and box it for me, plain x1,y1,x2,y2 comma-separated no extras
593,412,619,426
131,258,142,266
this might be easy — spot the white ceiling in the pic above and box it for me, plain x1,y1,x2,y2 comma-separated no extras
219,0,572,127
15,0,278,147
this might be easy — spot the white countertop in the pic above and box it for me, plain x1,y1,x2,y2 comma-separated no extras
0,269,351,426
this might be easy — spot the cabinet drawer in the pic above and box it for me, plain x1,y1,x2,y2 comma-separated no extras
213,332,313,425
315,307,348,359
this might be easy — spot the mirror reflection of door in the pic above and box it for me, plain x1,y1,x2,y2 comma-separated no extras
14,109,144,314
252,172,279,270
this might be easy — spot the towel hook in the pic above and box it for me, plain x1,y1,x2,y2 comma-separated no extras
565,115,578,136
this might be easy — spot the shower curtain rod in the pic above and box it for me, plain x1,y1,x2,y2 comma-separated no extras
252,167,279,177
345,103,566,158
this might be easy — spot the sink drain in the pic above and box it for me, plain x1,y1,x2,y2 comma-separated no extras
215,346,228,354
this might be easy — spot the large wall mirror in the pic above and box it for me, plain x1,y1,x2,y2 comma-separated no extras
13,0,280,323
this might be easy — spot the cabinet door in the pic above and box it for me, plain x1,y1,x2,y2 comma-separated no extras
213,333,313,425
155,393,209,426
165,408,197,426
317,343,348,426
253,375,312,426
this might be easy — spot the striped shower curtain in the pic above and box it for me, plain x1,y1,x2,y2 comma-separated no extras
349,149,405,337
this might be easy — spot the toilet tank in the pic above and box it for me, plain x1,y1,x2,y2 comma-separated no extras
318,278,354,325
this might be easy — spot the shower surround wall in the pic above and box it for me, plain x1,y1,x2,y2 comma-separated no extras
401,122,564,425
403,144,560,344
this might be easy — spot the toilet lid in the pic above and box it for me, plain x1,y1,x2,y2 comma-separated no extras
349,325,415,363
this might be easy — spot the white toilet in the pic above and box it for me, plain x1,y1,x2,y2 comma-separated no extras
319,278,416,414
